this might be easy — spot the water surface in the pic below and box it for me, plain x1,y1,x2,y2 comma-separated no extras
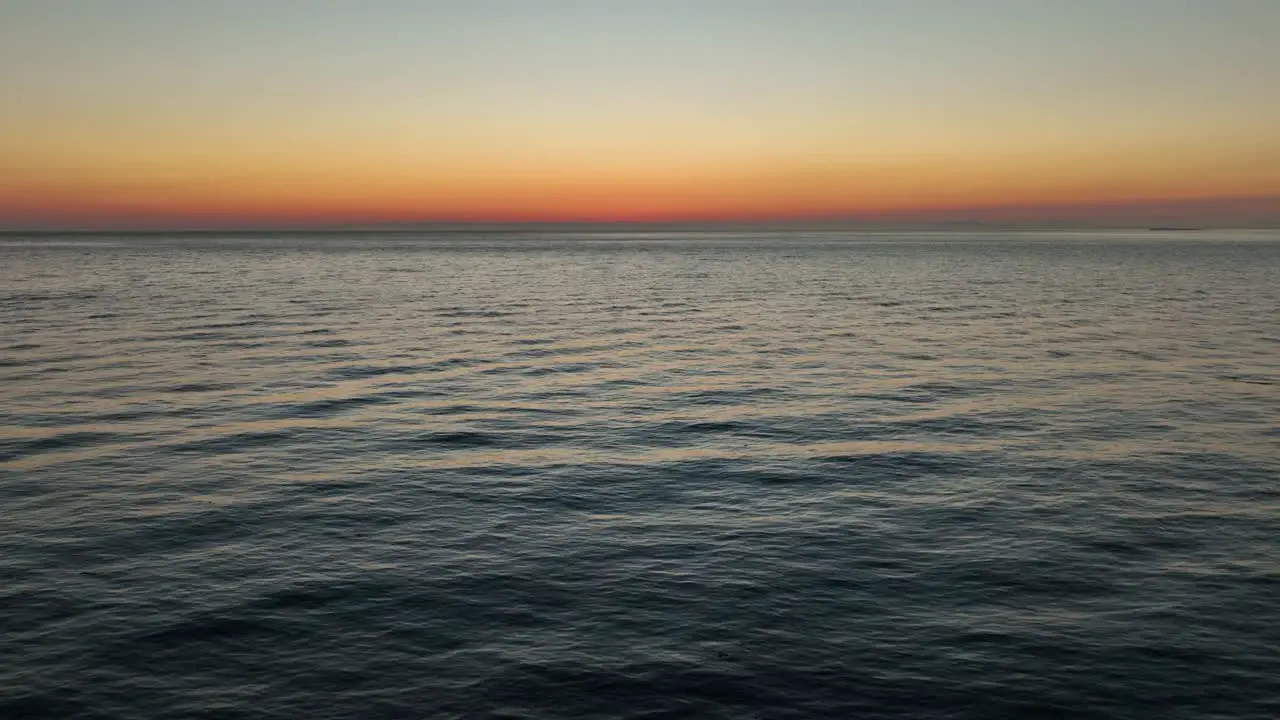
2,231,1278,718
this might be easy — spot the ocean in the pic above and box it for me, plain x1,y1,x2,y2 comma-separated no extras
2,230,1278,719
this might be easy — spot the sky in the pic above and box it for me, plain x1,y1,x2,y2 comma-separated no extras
2,0,1279,228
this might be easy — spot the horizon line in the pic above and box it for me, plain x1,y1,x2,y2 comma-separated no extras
4,223,1279,236
4,194,1277,234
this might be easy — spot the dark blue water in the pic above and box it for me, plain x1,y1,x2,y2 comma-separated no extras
2,231,1278,719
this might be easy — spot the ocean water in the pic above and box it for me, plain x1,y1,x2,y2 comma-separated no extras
2,230,1278,719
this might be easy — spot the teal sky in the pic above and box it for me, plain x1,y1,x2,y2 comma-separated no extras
2,1,1278,226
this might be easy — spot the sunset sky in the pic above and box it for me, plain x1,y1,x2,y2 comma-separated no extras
2,0,1279,228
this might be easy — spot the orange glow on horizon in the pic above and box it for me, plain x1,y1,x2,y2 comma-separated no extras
5,148,1278,227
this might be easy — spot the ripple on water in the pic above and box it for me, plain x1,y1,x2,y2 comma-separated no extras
2,232,1279,719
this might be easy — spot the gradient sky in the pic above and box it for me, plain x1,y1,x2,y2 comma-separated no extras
2,0,1279,227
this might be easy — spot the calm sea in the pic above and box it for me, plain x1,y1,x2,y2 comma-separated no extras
2,231,1278,719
